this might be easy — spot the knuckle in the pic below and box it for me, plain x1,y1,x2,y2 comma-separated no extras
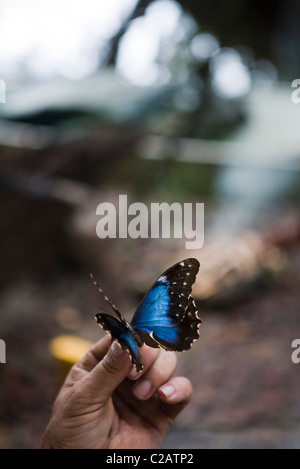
102,353,120,376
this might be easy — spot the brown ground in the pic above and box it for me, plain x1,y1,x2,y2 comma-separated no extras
0,233,299,449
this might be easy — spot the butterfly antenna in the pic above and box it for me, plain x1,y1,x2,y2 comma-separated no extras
96,306,112,314
90,273,123,320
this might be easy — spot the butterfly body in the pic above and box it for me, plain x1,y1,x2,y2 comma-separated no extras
93,258,201,372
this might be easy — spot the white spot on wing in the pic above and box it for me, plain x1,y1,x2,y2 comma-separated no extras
159,275,167,283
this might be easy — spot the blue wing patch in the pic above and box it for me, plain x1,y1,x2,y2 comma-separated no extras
94,258,201,371
95,313,143,372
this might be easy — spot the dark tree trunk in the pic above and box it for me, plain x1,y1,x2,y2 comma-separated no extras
105,0,154,66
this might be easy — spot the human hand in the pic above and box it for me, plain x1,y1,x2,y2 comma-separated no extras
41,335,193,449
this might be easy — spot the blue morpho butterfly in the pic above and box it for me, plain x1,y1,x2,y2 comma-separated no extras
91,258,201,372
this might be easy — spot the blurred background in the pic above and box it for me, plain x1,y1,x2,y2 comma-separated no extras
1,0,300,448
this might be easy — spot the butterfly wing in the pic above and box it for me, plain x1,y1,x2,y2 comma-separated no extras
95,313,143,372
131,258,201,351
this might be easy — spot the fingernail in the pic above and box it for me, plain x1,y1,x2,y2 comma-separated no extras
111,341,126,357
133,380,152,399
128,367,142,379
160,384,175,398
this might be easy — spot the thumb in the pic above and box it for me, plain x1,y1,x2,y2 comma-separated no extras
84,341,132,402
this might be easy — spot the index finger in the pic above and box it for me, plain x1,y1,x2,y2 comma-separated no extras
127,343,161,380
